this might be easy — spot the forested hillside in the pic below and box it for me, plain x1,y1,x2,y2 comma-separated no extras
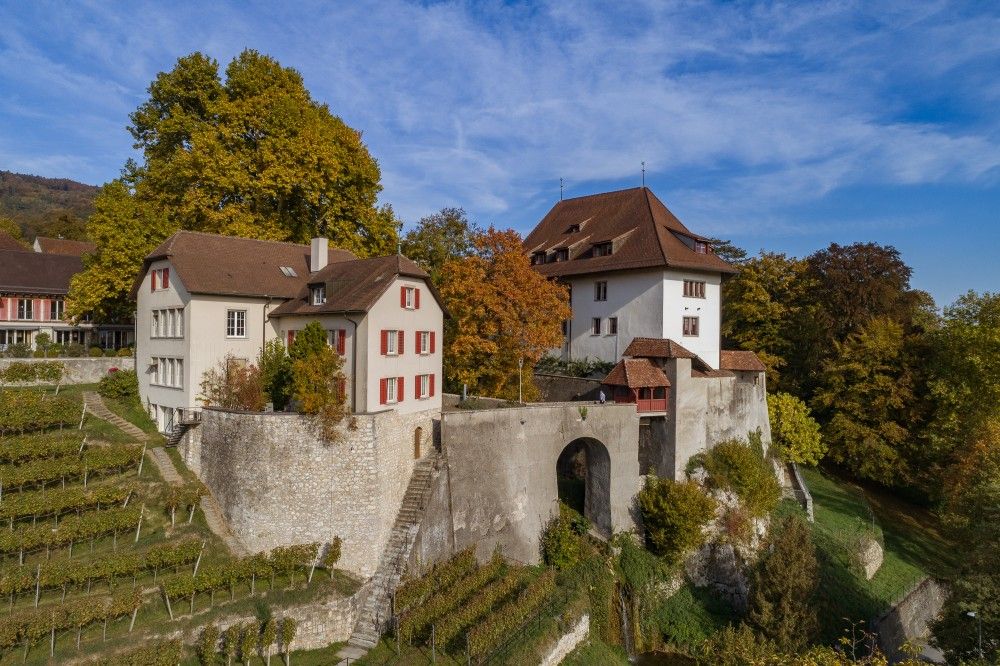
0,170,97,241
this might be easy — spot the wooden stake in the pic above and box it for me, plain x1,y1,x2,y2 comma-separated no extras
164,591,174,621
137,444,146,478
134,504,144,542
130,606,138,632
193,541,205,575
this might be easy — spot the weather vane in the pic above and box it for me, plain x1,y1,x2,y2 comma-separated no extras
641,161,645,187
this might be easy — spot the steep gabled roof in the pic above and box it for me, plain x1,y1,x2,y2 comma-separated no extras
719,350,766,373
623,337,715,373
269,254,445,316
524,187,736,278
34,236,96,256
0,250,81,294
0,232,27,252
131,231,355,299
602,358,671,388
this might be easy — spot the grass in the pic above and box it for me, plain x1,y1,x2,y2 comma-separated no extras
652,584,735,649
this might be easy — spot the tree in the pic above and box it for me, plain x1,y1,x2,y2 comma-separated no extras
812,317,921,486
239,622,258,666
400,207,479,285
198,624,219,666
637,476,716,562
721,252,814,389
260,618,277,666
258,339,292,409
69,49,395,321
0,216,28,247
706,237,748,265
288,322,327,361
747,514,819,652
199,354,267,411
289,322,347,441
768,392,825,465
280,616,297,666
223,623,240,666
440,227,570,400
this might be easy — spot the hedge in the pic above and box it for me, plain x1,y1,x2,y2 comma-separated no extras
0,432,84,463
0,392,80,435
0,362,63,384
0,483,135,524
434,569,526,647
0,445,142,490
395,547,476,612
0,589,141,654
0,506,142,558
467,569,556,660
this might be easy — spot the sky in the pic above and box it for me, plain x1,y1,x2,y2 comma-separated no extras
1,1,997,306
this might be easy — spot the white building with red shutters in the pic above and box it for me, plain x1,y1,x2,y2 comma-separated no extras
133,231,443,433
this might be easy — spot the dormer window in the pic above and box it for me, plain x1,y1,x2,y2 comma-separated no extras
531,251,546,266
280,266,298,277
311,285,326,305
694,241,709,254
566,224,580,234
592,242,613,257
552,248,569,262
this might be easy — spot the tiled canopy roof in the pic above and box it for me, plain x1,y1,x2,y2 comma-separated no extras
34,237,96,256
719,350,766,373
270,254,443,316
0,250,81,294
132,231,356,299
624,337,697,360
524,187,736,278
602,358,671,388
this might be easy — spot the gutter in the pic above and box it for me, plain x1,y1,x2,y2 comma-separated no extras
346,314,362,414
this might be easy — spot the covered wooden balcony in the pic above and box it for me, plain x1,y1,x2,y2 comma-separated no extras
602,358,670,414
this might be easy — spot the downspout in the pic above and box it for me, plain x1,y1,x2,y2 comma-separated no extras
346,314,362,414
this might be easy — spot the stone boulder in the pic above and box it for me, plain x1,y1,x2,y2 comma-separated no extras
857,535,884,581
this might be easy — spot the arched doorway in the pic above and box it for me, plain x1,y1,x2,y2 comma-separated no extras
413,427,423,459
556,437,612,538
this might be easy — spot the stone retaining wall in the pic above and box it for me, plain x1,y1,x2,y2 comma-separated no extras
0,357,133,385
534,373,603,402
539,614,590,666
874,578,947,663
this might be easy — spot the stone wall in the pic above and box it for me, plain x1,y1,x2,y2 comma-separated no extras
874,578,947,663
186,407,438,578
0,357,133,385
534,373,603,402
539,615,590,666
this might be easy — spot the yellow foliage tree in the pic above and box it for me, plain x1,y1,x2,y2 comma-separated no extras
440,227,570,401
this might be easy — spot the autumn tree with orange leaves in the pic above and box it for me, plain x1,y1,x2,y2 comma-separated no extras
440,227,570,401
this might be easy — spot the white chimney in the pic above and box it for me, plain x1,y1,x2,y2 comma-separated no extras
310,237,328,272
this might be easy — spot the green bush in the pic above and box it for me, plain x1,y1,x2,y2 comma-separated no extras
541,503,586,569
0,391,79,434
103,348,116,357
98,368,139,402
88,346,103,357
768,392,825,465
0,361,63,384
638,475,716,562
65,343,85,357
322,537,342,568
4,343,30,359
654,584,735,648
117,347,133,357
701,438,782,517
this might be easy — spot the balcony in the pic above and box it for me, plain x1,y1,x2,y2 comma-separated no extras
612,387,668,414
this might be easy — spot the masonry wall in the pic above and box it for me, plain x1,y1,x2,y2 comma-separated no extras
534,372,603,402
189,407,437,578
0,356,133,385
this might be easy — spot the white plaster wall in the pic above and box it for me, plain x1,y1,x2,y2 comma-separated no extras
364,277,443,415
136,259,193,417
662,269,722,369
563,269,663,364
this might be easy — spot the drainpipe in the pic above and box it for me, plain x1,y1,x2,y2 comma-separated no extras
346,314,361,413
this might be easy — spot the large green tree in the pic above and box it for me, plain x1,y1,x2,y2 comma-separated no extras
69,49,397,322
400,207,478,286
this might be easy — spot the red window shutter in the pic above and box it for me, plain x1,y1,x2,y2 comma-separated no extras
430,331,436,353
337,329,346,355
415,288,420,309
415,375,420,400
398,330,404,355
400,286,406,308
287,330,295,346
380,330,388,355
430,373,435,397
34,299,41,321
379,378,387,405
397,376,404,403
163,267,169,289
415,330,420,352
150,271,157,291
39,299,47,321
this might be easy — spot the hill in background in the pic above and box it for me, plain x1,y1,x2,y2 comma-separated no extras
0,170,98,241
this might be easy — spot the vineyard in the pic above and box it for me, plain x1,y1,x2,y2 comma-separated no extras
0,384,353,664
390,548,560,664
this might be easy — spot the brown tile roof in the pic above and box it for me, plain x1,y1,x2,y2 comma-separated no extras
719,350,766,373
34,236,96,256
131,231,356,299
623,337,715,372
269,254,443,317
602,358,671,388
524,187,736,278
0,250,81,295
0,233,27,252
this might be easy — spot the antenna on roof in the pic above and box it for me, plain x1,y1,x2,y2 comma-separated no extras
559,178,564,201
641,161,646,188
397,241,402,255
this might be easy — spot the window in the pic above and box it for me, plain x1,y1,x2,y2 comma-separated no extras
552,248,569,262
49,299,64,321
55,330,80,345
151,311,160,337
531,251,546,266
592,241,613,257
417,330,434,355
150,268,170,291
382,329,402,355
150,357,183,388
594,281,607,301
694,241,709,254
417,373,432,399
279,266,298,277
17,299,32,320
151,308,184,339
226,310,247,338
327,329,346,355
592,318,601,335
608,317,618,335
311,285,326,305
683,280,706,298
566,224,581,234
683,316,700,337
380,376,402,405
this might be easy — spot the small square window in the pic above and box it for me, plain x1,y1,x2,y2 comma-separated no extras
226,310,247,338
683,316,700,337
311,285,326,305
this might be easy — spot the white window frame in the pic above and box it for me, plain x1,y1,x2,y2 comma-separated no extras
418,374,430,399
386,329,399,355
418,331,430,355
683,316,700,337
226,310,247,338
49,299,63,321
594,281,607,302
385,376,399,404
592,318,601,336
151,311,160,338
175,308,184,337
17,299,32,320
312,285,326,305
403,287,416,309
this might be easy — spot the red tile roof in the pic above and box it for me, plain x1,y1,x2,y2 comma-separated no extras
602,358,671,388
0,233,27,252
719,350,766,373
624,337,698,360
0,250,81,294
524,187,736,278
34,236,96,256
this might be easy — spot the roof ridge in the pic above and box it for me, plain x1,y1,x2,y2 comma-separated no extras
556,186,644,204
169,229,313,250
642,187,670,267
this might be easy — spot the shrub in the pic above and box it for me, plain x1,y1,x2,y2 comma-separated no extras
0,361,63,384
258,339,292,409
199,354,266,411
701,438,782,517
540,503,584,569
638,475,716,562
768,392,825,465
99,368,139,402
0,391,79,434
198,625,219,666
117,347,133,357
5,343,30,359
88,346,103,357
31,349,46,358
65,343,85,357
104,348,116,357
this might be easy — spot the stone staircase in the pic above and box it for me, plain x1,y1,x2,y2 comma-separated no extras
342,455,439,655
82,391,149,442
165,410,201,448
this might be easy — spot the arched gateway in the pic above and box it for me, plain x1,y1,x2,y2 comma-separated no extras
556,437,612,538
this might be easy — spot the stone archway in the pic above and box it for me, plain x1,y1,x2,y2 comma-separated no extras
555,437,612,538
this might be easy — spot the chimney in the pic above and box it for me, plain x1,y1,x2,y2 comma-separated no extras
310,237,328,272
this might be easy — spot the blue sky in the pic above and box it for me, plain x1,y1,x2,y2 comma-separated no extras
1,1,997,306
